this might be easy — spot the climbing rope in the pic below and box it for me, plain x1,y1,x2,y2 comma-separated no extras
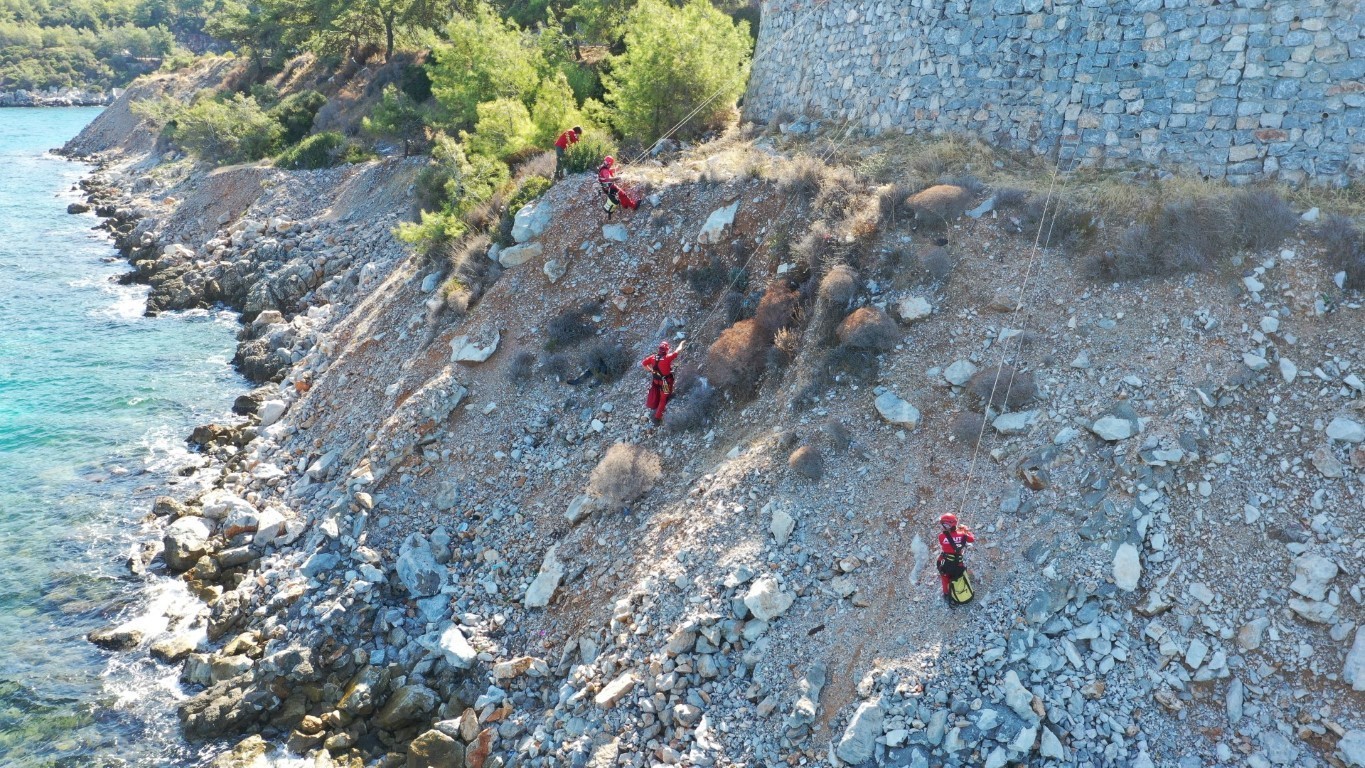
950,136,1085,523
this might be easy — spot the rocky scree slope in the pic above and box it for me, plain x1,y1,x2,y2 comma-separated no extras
67,98,1365,768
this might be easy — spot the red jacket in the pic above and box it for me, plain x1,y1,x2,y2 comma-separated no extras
555,130,579,150
938,528,974,556
598,165,619,186
642,351,679,378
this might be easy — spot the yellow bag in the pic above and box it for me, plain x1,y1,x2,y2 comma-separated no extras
949,572,974,605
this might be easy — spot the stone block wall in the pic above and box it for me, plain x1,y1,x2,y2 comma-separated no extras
745,0,1365,186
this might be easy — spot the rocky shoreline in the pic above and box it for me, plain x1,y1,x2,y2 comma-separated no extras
62,66,1365,768
2,88,115,107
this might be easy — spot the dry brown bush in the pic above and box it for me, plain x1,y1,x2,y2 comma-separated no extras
793,221,834,275
1229,189,1297,251
754,283,799,335
777,154,828,201
968,365,1037,411
507,350,536,383
664,382,716,432
1316,215,1365,290
878,183,914,226
588,443,662,506
706,319,769,391
836,306,898,351
922,246,954,282
818,264,858,307
950,411,986,445
788,444,823,480
908,184,972,226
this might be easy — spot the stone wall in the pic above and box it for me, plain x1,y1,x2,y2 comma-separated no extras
745,0,1365,186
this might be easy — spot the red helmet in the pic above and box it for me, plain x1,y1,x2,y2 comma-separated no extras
602,156,615,167
939,513,957,528
659,341,670,354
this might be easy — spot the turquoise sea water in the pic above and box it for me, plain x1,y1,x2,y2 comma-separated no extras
0,108,246,765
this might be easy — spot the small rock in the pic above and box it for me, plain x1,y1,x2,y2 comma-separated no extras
1091,415,1136,441
511,200,553,243
896,296,933,322
1290,553,1339,601
594,672,637,707
697,202,740,244
1238,617,1270,651
770,504,796,546
87,623,143,651
602,224,628,242
524,545,565,608
258,400,287,427
436,625,477,669
1340,730,1365,767
543,258,566,283
1280,357,1298,383
498,241,543,267
991,410,1037,436
450,332,500,363
1347,627,1365,691
944,360,977,386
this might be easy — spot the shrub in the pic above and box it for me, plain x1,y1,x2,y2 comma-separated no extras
584,341,630,382
818,264,858,307
824,419,851,452
836,306,897,351
588,443,663,506
605,0,752,143
950,411,986,445
546,300,601,349
824,344,879,384
788,444,823,480
444,234,494,298
907,184,972,227
507,174,553,214
877,183,913,227
922,246,954,282
686,256,732,296
1317,215,1365,290
276,131,346,170
968,365,1037,411
994,187,1029,209
778,154,828,202
1229,189,1297,252
508,350,536,382
705,318,768,392
269,89,327,145
1022,197,1097,251
174,92,283,164
754,283,799,335
544,353,575,381
1098,198,1233,280
561,129,618,175
793,221,834,275
942,174,985,196
664,382,716,432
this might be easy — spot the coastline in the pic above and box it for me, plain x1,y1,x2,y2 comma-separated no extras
0,89,116,108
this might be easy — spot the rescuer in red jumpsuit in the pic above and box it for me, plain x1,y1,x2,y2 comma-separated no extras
936,512,975,607
641,340,684,422
553,126,581,180
597,156,637,219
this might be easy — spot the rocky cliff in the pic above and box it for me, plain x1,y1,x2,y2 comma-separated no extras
68,65,1365,768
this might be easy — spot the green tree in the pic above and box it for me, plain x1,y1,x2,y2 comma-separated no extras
528,71,579,146
464,97,535,160
604,0,751,144
173,91,284,163
362,83,427,154
426,3,541,128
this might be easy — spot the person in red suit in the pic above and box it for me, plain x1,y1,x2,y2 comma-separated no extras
641,340,684,422
597,156,637,219
553,126,582,180
936,512,975,607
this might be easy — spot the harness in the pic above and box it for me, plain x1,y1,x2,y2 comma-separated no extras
648,360,674,395
937,531,969,577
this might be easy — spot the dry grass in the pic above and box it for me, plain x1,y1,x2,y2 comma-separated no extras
664,382,716,433
968,365,1037,412
584,342,630,382
1316,214,1365,290
588,443,662,507
907,184,973,227
754,283,799,335
545,300,601,350
506,350,536,383
949,411,986,445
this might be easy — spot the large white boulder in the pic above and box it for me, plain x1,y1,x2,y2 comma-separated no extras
1112,543,1141,592
874,391,921,428
1289,553,1338,601
524,545,564,608
992,410,1037,436
1327,417,1365,443
1344,627,1365,691
436,624,477,669
697,202,740,244
1091,415,1136,441
498,241,543,268
396,534,445,597
511,200,552,243
258,399,287,427
450,332,500,363
743,576,795,621
896,296,933,322
1341,730,1365,767
164,516,213,571
835,698,884,765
